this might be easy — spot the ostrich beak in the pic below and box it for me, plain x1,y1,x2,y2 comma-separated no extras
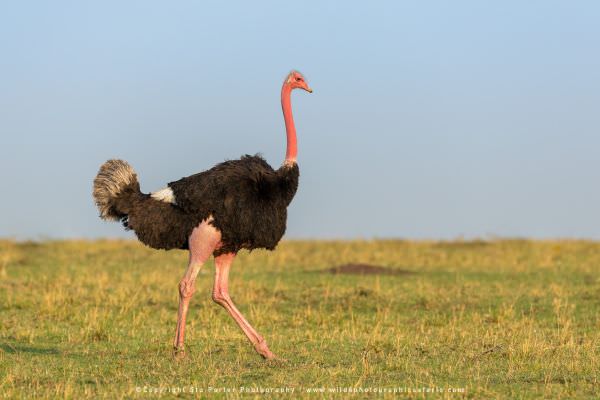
305,87,313,93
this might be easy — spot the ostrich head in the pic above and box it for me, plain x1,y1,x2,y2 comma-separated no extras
286,70,313,93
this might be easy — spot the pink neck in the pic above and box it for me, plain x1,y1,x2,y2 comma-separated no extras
281,84,297,164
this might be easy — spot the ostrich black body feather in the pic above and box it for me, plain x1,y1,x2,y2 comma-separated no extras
109,155,299,256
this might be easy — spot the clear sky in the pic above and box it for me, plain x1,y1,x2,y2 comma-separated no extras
1,1,599,240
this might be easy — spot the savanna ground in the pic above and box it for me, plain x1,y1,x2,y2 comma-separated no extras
0,239,599,399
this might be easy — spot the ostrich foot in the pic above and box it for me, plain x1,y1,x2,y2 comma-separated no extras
172,346,186,360
255,340,280,360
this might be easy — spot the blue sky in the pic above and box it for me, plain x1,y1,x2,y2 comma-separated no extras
1,1,599,240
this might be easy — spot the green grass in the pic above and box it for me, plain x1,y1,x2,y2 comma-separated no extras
1,239,599,398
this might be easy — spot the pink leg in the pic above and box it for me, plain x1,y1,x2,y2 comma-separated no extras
173,219,221,355
212,253,277,359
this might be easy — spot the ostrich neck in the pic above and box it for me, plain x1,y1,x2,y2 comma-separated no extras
281,85,297,164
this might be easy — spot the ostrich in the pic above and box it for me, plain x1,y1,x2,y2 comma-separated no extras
92,71,312,359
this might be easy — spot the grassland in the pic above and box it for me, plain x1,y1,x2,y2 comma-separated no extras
0,239,599,399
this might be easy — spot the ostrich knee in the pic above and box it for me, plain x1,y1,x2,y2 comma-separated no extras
212,288,228,306
179,278,197,300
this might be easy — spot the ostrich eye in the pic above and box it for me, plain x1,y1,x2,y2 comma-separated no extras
296,77,302,81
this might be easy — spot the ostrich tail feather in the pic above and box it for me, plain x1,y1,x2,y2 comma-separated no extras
93,159,140,221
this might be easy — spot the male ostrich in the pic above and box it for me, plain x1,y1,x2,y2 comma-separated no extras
92,71,312,359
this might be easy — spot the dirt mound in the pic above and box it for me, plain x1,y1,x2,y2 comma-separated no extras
327,263,414,275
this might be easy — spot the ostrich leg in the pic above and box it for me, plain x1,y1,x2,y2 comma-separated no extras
173,220,221,356
212,253,277,359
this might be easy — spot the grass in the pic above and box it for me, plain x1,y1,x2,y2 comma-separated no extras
0,239,599,399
